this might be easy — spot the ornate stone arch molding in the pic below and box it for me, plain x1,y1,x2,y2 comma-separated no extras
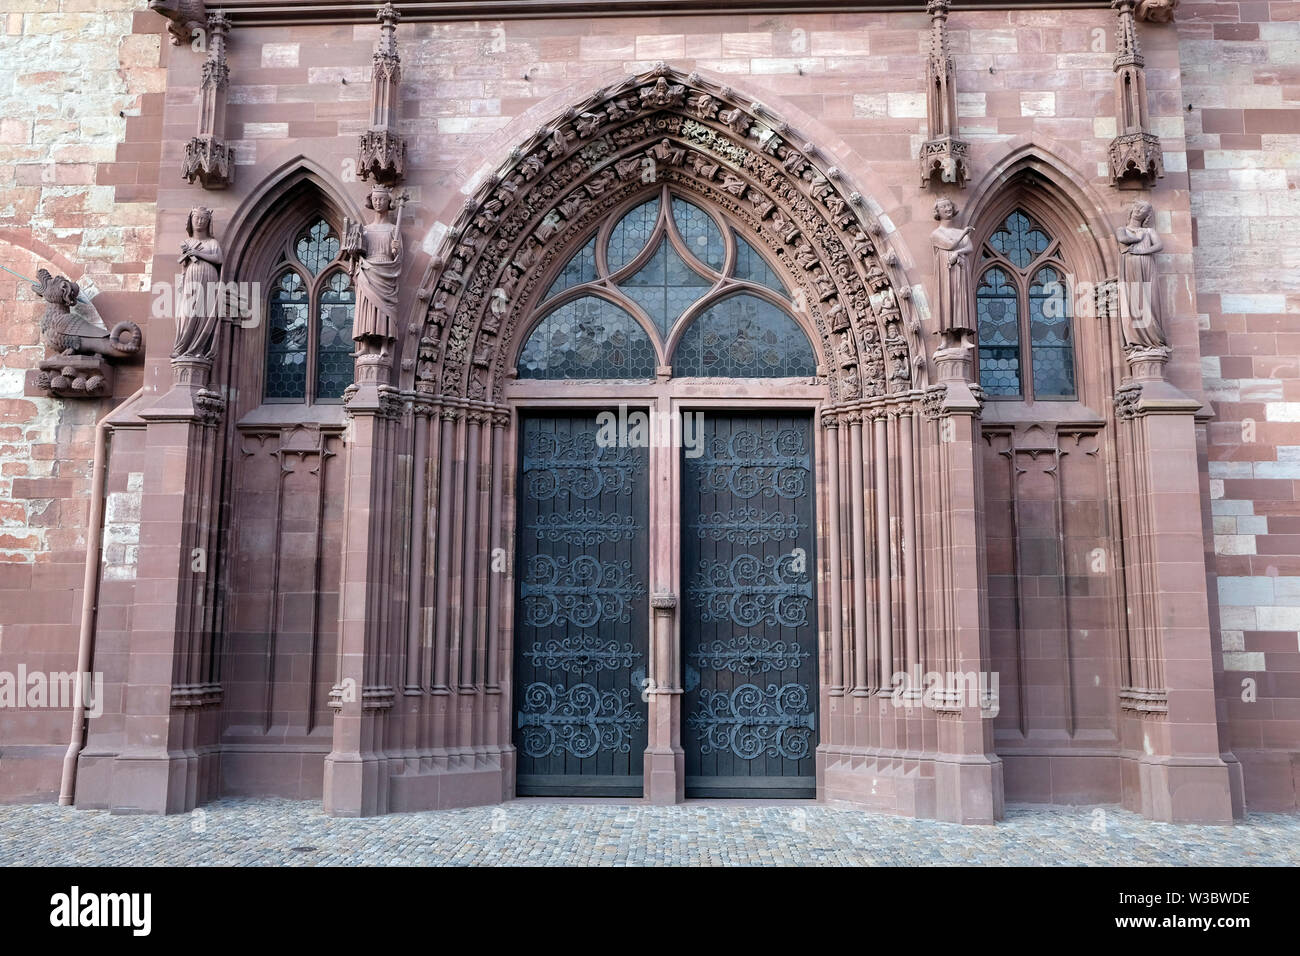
224,156,365,285
965,141,1118,279
963,142,1125,408
401,64,927,406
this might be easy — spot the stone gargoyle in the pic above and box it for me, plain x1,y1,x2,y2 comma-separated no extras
34,269,142,398
149,0,207,46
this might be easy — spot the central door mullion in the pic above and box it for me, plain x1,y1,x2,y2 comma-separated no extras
644,393,685,804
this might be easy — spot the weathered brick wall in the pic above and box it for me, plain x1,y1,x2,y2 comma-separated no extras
1181,0,1300,809
0,0,163,799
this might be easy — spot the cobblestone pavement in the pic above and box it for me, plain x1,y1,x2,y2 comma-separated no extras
1,799,1296,866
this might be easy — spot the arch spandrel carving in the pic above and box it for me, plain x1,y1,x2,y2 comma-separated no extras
401,64,927,405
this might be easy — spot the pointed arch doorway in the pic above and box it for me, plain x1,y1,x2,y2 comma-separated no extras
508,187,822,798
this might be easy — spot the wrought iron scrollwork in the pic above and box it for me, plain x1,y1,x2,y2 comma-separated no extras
697,427,809,499
689,553,812,629
523,634,641,673
527,509,640,546
522,554,644,629
517,682,645,759
522,430,640,500
686,683,815,760
694,507,802,544
688,636,809,674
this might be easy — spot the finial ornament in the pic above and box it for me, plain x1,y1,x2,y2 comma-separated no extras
920,0,969,188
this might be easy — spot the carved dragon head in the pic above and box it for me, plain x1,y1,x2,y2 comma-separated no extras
33,269,79,310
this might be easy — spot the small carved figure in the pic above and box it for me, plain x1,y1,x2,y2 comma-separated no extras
1136,0,1178,22
929,198,975,349
172,206,224,361
1115,199,1167,351
342,185,405,356
148,0,206,46
35,269,141,359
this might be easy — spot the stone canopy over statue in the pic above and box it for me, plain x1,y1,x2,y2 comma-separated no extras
342,185,405,359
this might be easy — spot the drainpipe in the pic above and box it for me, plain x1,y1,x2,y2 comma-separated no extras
59,387,143,806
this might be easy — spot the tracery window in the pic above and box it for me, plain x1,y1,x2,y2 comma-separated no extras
517,187,816,380
975,209,1076,400
264,218,355,402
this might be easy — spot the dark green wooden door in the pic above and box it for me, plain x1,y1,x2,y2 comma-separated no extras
513,413,649,796
682,414,819,798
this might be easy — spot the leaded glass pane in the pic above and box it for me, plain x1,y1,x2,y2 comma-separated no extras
671,197,725,272
544,235,598,300
518,296,656,379
988,210,1050,270
607,198,660,273
618,237,713,337
1029,265,1076,398
673,294,816,378
266,271,309,399
732,233,788,297
295,220,339,276
976,267,1021,397
317,271,355,400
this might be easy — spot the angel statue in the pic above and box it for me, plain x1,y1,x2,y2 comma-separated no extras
1115,199,1167,352
172,205,224,361
342,185,406,358
35,269,141,359
930,198,976,350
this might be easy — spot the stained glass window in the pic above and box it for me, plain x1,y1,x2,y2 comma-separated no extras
672,294,816,378
619,238,713,337
987,211,1049,270
733,234,788,296
607,198,660,273
266,270,310,399
265,214,353,403
522,187,812,380
545,235,597,300
296,220,340,276
1029,266,1075,397
977,208,1076,400
518,296,656,379
317,271,355,399
671,197,725,272
976,267,1021,397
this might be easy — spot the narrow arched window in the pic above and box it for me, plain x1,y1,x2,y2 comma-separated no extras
517,186,815,380
264,218,354,402
975,210,1076,400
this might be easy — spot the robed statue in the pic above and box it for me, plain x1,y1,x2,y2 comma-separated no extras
1115,199,1167,352
342,185,405,357
172,205,224,361
930,198,975,349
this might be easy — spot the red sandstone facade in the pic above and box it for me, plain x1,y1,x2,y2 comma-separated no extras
0,0,1297,822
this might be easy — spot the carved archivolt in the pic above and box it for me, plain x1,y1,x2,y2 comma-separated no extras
402,65,925,406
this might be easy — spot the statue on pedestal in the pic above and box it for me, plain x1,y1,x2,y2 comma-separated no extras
342,185,405,359
1115,199,1167,353
930,198,975,350
172,206,224,361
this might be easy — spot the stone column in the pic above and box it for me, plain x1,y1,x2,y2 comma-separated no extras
322,372,401,816
80,360,225,813
927,346,1004,824
1114,356,1238,822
